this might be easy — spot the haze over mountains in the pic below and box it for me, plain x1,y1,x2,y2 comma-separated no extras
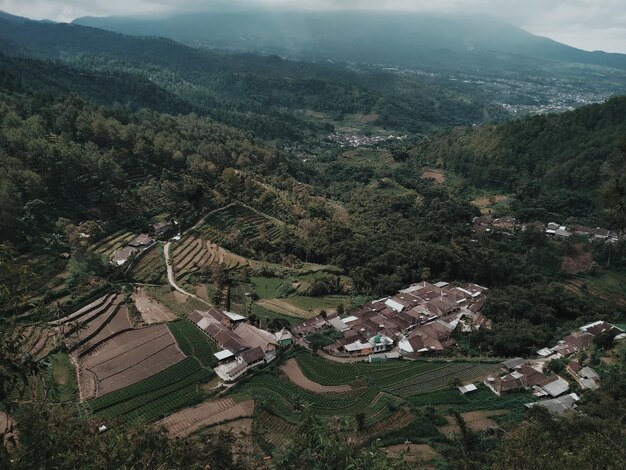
73,10,626,73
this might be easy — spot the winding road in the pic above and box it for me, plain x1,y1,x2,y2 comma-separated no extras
163,241,211,307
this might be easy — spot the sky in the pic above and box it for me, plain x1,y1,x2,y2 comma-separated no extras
1,0,625,53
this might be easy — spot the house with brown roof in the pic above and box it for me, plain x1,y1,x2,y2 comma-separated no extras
128,233,154,248
233,323,279,362
111,246,138,266
484,372,526,395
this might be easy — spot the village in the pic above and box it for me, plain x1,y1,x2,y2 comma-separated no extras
472,214,622,242
184,278,624,417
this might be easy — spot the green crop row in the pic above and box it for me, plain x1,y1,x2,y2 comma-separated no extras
89,357,210,411
168,320,218,367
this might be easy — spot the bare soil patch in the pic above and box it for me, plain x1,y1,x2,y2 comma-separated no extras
132,287,177,324
421,169,446,184
172,290,188,304
281,358,352,393
195,284,210,302
385,443,439,465
0,410,16,440
440,410,508,435
156,397,255,437
561,245,593,274
359,113,379,124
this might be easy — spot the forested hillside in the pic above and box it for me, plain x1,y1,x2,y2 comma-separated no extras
0,15,506,139
417,96,626,223
1,10,626,470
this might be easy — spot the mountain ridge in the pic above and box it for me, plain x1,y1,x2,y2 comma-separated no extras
71,10,626,72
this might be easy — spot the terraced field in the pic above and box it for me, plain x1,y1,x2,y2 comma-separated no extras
131,245,166,283
156,397,255,437
231,373,401,426
199,204,285,244
168,320,218,368
90,357,213,423
171,235,250,279
89,230,136,259
296,353,501,397
14,324,58,359
52,293,186,401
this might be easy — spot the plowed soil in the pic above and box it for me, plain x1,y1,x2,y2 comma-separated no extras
156,397,255,437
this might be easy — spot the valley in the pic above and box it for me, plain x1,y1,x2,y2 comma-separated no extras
0,6,625,470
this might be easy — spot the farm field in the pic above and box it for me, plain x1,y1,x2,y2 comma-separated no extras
171,235,250,279
199,204,284,243
569,269,626,306
144,285,208,317
421,169,446,184
282,295,351,314
156,397,255,437
295,353,501,396
130,244,166,283
52,292,186,401
50,352,79,402
229,372,401,426
168,319,218,367
280,358,352,393
90,357,214,423
89,230,136,260
471,194,509,215
13,324,58,360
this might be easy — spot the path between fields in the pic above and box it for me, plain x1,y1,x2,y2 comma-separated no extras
280,358,352,393
163,242,211,307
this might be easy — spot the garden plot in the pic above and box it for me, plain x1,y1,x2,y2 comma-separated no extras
439,410,508,435
55,293,185,401
17,325,58,359
156,397,255,437
280,359,352,393
172,235,250,279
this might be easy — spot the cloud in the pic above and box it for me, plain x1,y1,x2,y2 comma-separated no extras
1,0,625,52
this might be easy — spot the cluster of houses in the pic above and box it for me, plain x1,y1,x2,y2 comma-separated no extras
472,215,621,242
293,281,491,358
189,308,293,382
479,320,624,415
110,221,175,267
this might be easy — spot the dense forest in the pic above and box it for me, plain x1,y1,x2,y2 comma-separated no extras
418,96,626,223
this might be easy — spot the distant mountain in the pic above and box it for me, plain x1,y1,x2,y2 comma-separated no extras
0,13,507,137
73,10,626,73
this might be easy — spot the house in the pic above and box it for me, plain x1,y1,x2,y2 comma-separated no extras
555,226,572,239
484,372,525,395
274,328,293,347
128,234,154,248
111,246,138,266
526,393,580,415
458,384,478,394
567,360,600,390
546,222,559,235
552,331,595,356
153,220,174,238
536,375,570,398
502,357,526,371
233,323,279,362
492,216,516,230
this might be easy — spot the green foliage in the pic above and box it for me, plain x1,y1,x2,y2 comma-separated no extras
168,319,218,367
304,329,342,350
296,353,500,396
